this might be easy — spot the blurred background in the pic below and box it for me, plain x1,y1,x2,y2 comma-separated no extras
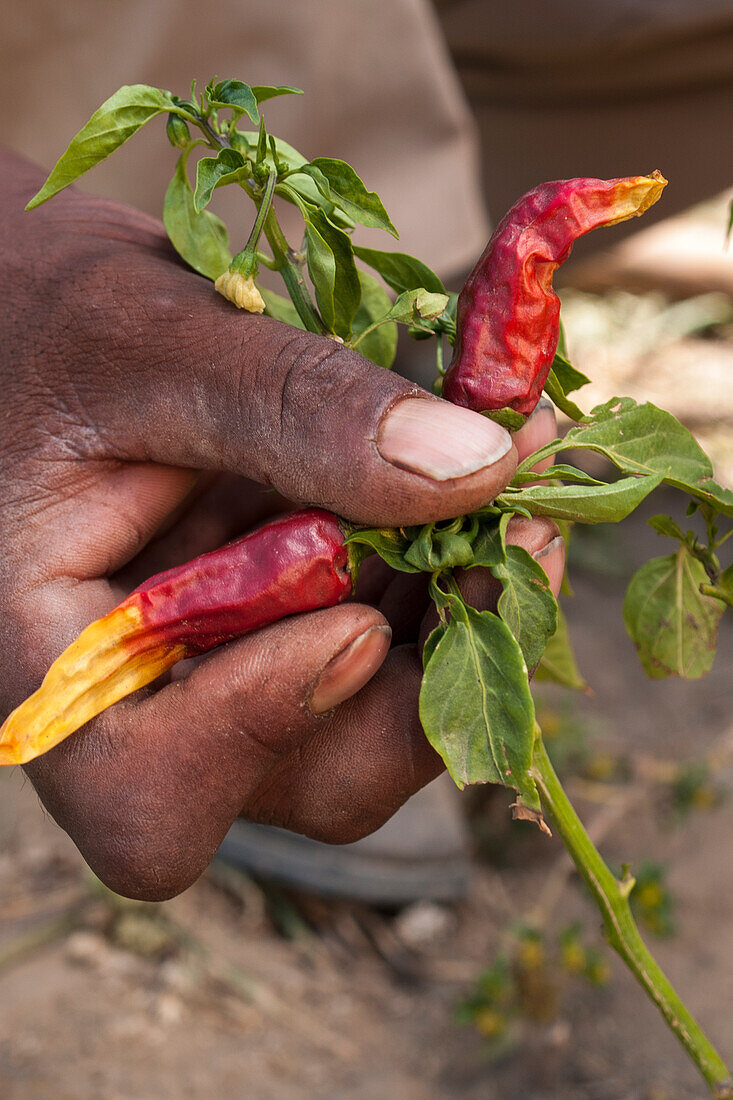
2,1,733,1096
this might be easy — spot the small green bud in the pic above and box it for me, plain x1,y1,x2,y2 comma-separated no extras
166,113,191,149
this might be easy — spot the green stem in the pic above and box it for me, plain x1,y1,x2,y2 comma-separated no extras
531,731,732,1099
349,317,388,350
712,528,733,551
263,207,326,335
230,171,277,273
700,583,733,607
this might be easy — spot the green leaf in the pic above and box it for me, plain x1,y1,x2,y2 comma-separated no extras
304,218,336,330
351,271,397,369
259,287,305,329
543,351,590,420
343,527,420,574
469,520,507,569
422,622,447,669
385,288,449,324
623,548,725,679
551,352,590,394
304,210,361,339
193,147,249,212
251,84,303,105
647,514,687,542
255,117,268,164
353,245,446,295
404,522,476,572
419,598,540,812
544,370,585,421
692,480,733,518
517,397,733,519
500,474,662,524
26,85,176,208
310,210,361,339
277,173,352,225
305,158,397,237
556,318,569,358
513,464,606,488
162,154,232,280
534,606,588,691
207,79,259,125
491,546,559,669
565,399,733,515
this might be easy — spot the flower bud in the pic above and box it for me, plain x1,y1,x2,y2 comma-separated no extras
214,271,266,313
166,113,191,149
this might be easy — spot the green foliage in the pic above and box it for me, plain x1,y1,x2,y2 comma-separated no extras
344,527,420,574
206,79,260,125
303,157,397,236
350,271,397,368
534,607,588,691
26,85,179,209
492,546,558,669
163,155,232,279
194,148,250,211
623,548,725,679
543,351,591,420
352,245,446,294
500,474,663,524
419,591,540,812
259,288,305,328
303,209,361,338
250,84,303,105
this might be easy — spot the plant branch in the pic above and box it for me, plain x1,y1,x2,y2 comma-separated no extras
531,730,733,1098
262,207,326,334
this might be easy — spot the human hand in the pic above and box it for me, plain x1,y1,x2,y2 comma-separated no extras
0,148,562,899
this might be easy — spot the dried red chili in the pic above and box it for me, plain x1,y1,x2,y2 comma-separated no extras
0,509,351,766
442,173,667,417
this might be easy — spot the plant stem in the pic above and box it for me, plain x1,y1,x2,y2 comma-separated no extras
700,583,733,607
531,731,733,1099
229,171,277,274
263,208,326,334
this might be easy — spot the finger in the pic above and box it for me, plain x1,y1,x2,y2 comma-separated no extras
512,398,558,467
32,187,517,528
23,603,392,900
245,645,443,844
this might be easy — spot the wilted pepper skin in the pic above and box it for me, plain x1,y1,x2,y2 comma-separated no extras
0,509,351,766
443,172,667,416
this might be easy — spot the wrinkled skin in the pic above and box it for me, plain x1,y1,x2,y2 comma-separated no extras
0,147,564,901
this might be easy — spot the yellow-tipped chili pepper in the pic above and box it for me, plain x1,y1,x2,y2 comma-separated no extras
0,509,351,766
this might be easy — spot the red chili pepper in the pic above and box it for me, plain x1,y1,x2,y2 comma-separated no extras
0,508,351,766
443,172,667,417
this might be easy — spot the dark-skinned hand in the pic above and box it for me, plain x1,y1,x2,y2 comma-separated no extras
0,147,564,900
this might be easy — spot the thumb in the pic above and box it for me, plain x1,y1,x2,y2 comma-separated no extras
54,207,515,527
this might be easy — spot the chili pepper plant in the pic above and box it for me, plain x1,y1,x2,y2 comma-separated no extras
6,80,733,1096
